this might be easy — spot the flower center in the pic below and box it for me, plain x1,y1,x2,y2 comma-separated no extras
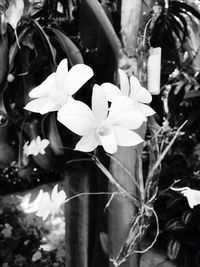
96,122,112,137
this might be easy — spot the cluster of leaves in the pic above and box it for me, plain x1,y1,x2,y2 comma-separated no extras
144,118,200,266
0,203,65,267
149,184,200,267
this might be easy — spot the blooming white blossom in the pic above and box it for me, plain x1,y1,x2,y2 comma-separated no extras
23,136,49,156
101,69,155,120
171,186,200,209
21,185,67,221
57,84,144,154
24,59,93,114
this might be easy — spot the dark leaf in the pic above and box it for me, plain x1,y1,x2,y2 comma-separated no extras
46,27,84,65
79,0,119,83
0,33,8,86
31,19,56,66
171,1,200,20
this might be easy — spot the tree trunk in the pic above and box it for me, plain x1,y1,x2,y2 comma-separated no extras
108,1,144,267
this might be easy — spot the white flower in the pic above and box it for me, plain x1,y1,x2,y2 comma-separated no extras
24,185,67,221
23,136,49,156
101,69,155,120
57,84,144,154
24,59,94,114
6,0,24,30
171,186,200,209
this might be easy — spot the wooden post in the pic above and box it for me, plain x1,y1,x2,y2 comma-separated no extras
108,147,139,267
108,1,144,267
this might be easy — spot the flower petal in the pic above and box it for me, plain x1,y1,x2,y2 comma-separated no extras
181,188,200,209
118,69,130,97
92,84,108,123
26,97,65,114
101,82,122,102
130,76,152,103
51,184,66,203
109,110,144,129
108,96,134,119
36,192,51,220
108,97,144,129
24,98,49,114
29,73,56,98
56,59,69,91
114,126,143,147
99,127,117,154
75,132,98,152
25,190,44,213
138,103,155,117
64,64,94,95
57,100,97,136
171,187,200,209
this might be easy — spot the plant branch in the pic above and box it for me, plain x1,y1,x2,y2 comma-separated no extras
145,120,187,194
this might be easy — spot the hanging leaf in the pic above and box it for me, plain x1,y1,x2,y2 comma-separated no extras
46,27,84,65
0,6,7,35
79,0,120,83
31,19,56,66
0,34,8,87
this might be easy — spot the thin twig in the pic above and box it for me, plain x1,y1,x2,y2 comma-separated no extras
145,120,187,193
93,156,140,207
137,156,145,203
65,191,120,203
64,155,140,207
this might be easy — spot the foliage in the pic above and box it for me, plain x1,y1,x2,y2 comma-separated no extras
0,203,65,267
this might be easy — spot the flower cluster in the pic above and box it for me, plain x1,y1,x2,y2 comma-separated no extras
23,136,49,156
24,58,154,155
22,58,155,220
19,184,66,221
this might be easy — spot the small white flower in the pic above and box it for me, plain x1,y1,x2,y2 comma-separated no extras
171,186,200,209
101,69,155,120
23,136,49,156
24,59,93,114
57,84,144,154
24,185,67,221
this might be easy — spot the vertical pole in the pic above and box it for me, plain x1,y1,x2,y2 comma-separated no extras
108,1,144,266
65,166,89,267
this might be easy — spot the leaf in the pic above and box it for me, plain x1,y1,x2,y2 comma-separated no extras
31,19,56,66
171,1,200,20
167,239,181,260
9,28,28,72
79,0,120,83
0,10,7,35
99,232,109,256
0,34,8,87
46,27,84,66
